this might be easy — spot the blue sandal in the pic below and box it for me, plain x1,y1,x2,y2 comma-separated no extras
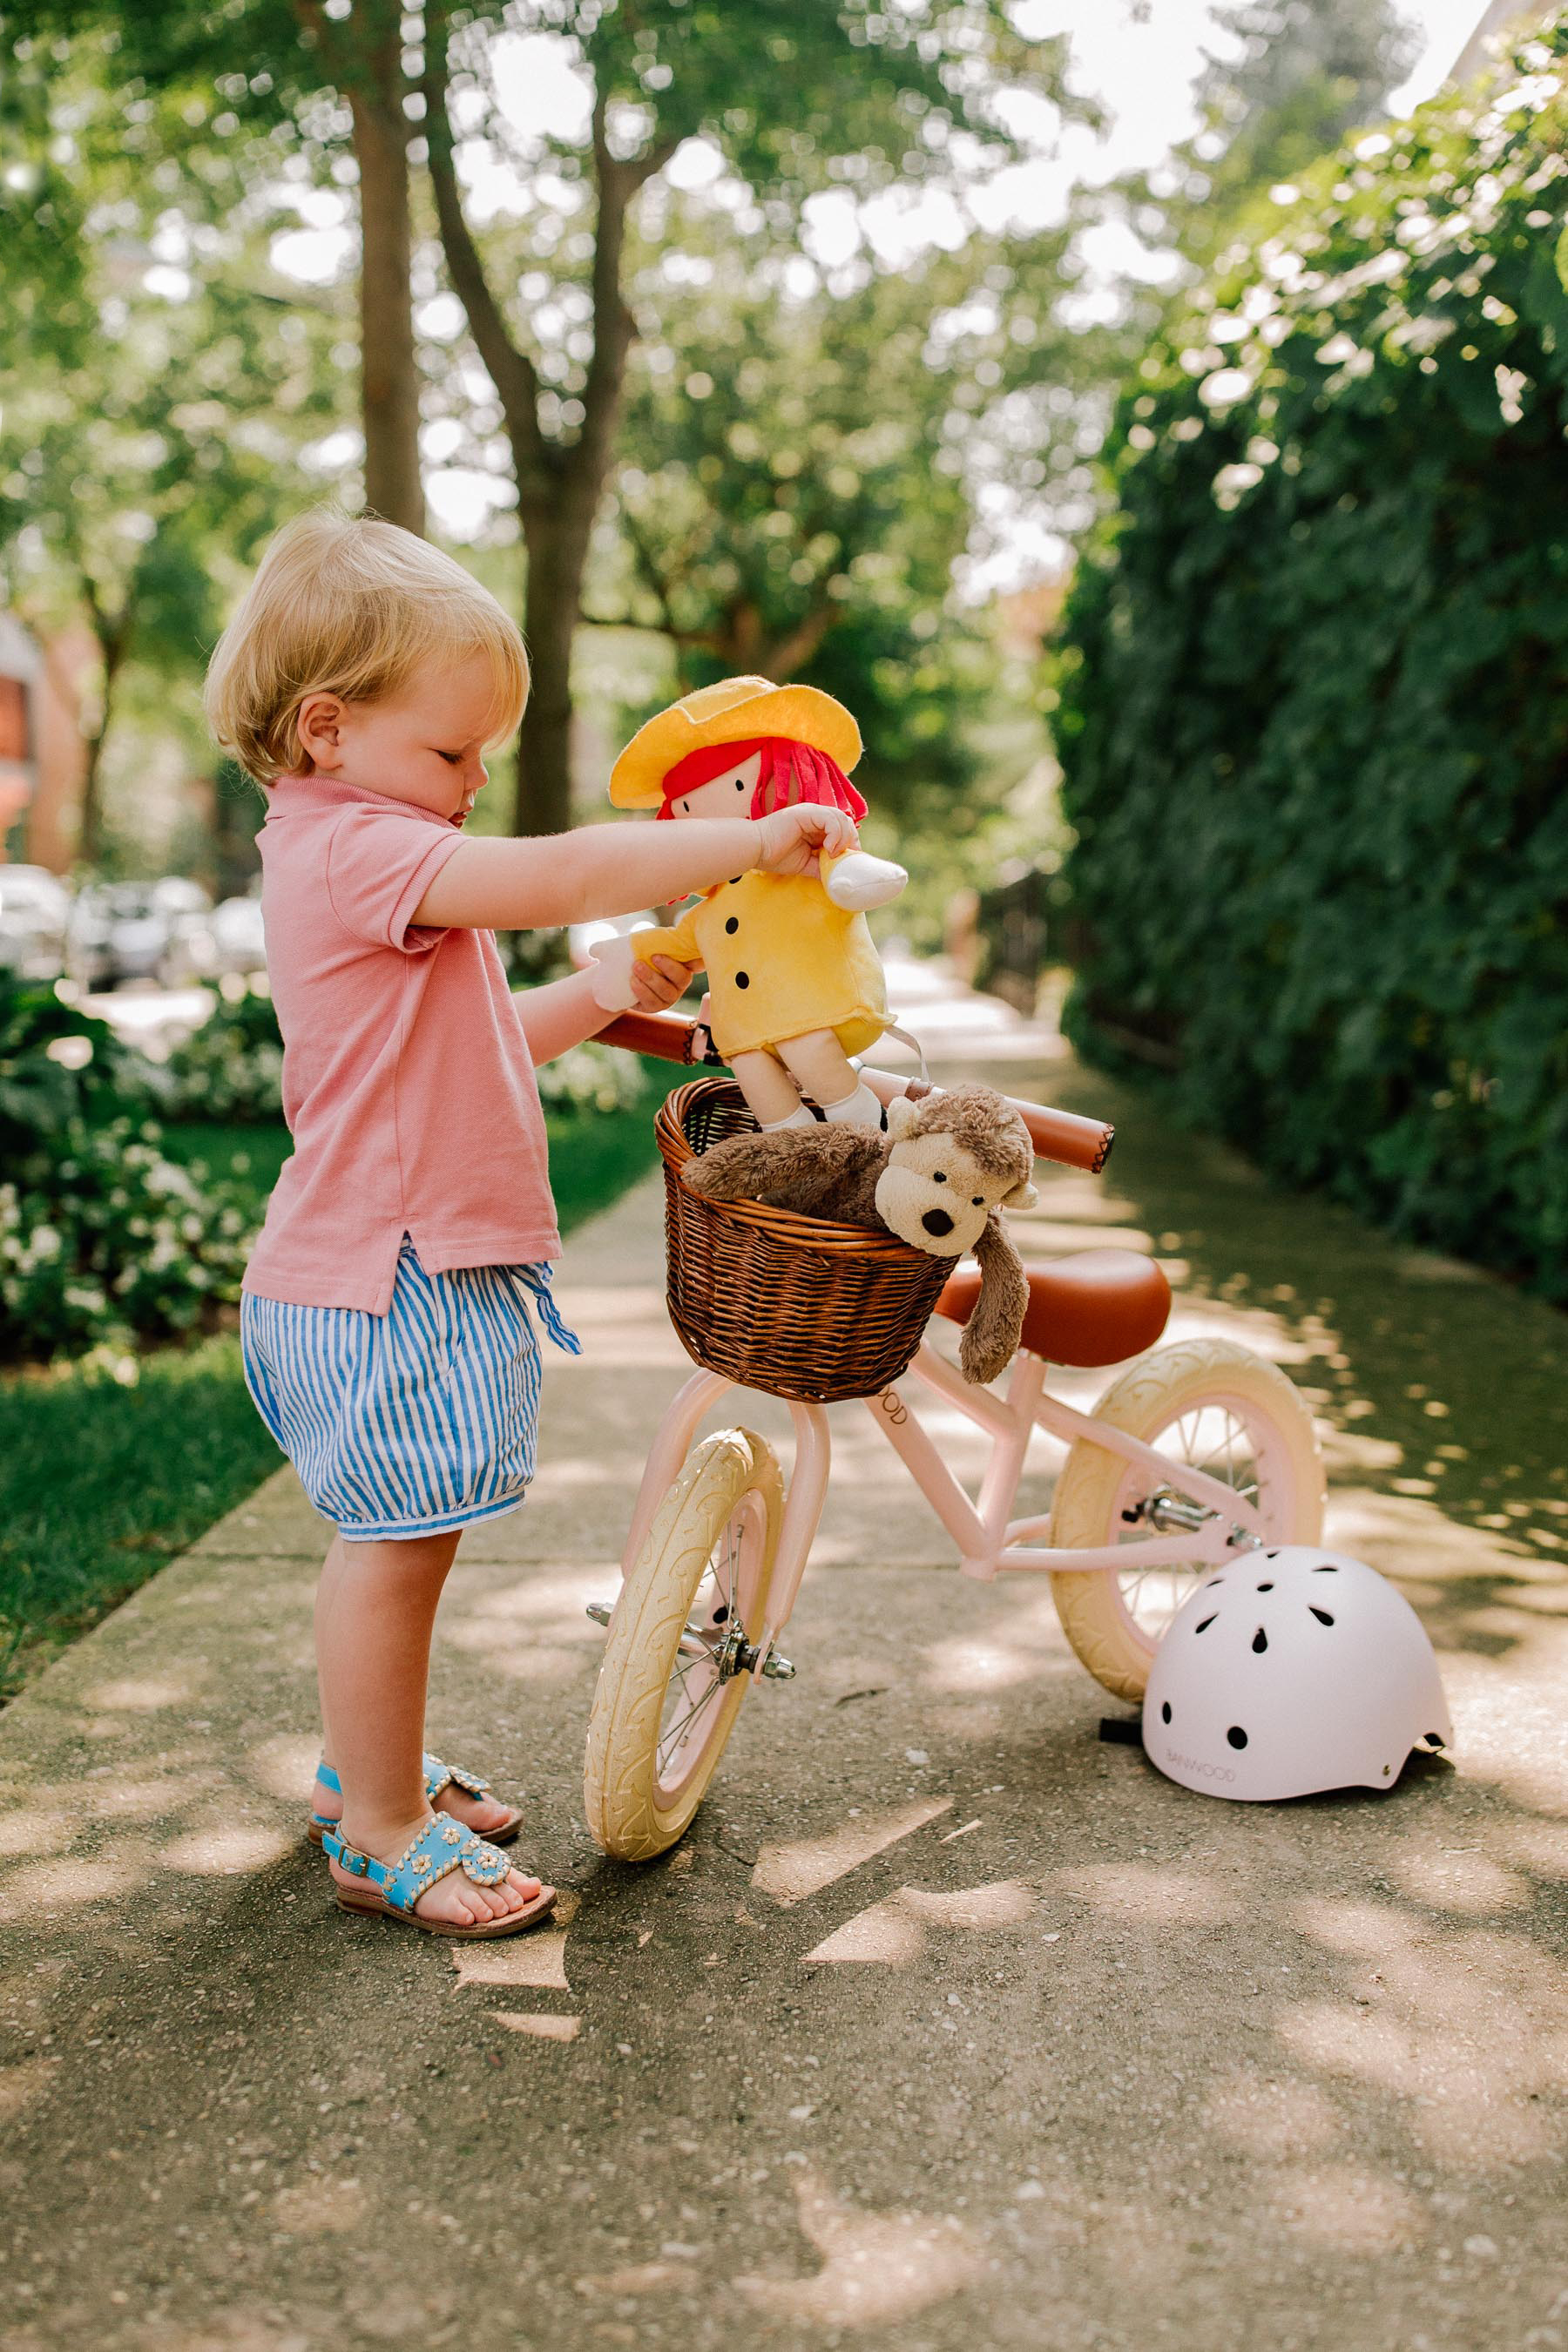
308,1754,524,1848
322,1819,556,1940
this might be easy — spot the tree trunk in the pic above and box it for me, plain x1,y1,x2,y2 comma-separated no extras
516,509,591,836
77,613,126,870
350,28,423,536
77,727,106,870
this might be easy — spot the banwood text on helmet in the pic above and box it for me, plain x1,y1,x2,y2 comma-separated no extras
1142,1546,1451,1802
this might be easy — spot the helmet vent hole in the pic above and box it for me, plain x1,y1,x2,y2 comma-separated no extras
1194,1613,1218,1634
1251,1627,1267,1653
1312,1564,1339,1574
1256,1580,1274,1592
1309,1605,1335,1627
1227,1726,1248,1750
1160,1701,1172,1724
1205,1578,1226,1589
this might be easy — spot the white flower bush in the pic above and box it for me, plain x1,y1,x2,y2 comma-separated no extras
1,1119,255,1362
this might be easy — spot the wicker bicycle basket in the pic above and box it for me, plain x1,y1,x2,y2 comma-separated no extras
656,1077,951,1403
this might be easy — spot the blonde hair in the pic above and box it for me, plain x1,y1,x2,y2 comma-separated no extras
205,508,530,782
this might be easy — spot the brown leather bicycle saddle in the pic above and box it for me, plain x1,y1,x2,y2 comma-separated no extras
936,1247,1171,1369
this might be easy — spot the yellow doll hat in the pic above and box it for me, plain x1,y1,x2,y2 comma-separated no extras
609,676,862,810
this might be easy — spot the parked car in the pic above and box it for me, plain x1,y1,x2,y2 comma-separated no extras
0,863,71,980
208,891,267,978
69,877,217,990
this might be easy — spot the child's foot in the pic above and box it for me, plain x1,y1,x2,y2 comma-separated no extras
314,1762,517,1843
329,1812,544,1930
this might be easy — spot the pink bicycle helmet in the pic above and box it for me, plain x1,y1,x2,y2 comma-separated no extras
1142,1545,1452,1802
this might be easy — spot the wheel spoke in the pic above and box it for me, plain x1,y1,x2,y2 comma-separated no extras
658,1671,726,1770
1115,1396,1269,1639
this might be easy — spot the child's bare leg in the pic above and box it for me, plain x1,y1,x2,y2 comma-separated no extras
776,1030,880,1125
315,1531,540,1926
312,1531,514,1839
730,1048,811,1129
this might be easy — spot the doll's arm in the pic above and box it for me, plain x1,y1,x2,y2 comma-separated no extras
587,912,703,1012
821,846,909,914
632,909,703,967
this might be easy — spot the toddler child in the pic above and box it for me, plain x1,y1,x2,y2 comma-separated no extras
206,510,858,1939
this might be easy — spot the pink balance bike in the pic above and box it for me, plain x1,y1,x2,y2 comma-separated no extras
582,1011,1325,1862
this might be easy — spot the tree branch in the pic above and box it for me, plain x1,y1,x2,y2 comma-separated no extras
562,89,673,504
763,604,840,679
422,1,555,502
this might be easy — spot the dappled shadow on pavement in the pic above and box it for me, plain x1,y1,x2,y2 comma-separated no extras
3,1051,1568,2351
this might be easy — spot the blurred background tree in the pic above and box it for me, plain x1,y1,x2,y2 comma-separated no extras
0,21,342,866
1169,0,1419,254
420,0,1082,834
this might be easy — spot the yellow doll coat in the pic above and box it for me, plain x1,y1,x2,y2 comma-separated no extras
632,857,889,1061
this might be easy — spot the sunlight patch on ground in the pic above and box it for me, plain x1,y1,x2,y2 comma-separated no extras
1269,2161,1429,2254
1201,2065,1342,2159
1327,1486,1525,1578
161,1824,294,1876
0,1805,71,1858
495,2011,581,2042
271,2176,371,2235
1283,1896,1568,2166
1389,1846,1530,1914
79,1673,196,1713
753,1797,953,1907
246,1734,321,1805
734,2168,985,2329
452,1892,578,1990
0,1855,140,1918
0,2055,59,2125
1049,1861,1240,1928
802,1876,1034,1964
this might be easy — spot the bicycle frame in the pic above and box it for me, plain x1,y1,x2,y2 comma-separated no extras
619,1336,1268,1682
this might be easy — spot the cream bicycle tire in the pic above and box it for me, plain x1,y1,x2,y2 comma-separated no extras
585,1429,782,1862
1049,1338,1325,1704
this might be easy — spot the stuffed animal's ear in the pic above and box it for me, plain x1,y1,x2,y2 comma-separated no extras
884,1094,920,1141
1004,1179,1038,1211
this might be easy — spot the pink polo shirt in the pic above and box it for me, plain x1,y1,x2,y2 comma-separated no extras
242,772,560,1315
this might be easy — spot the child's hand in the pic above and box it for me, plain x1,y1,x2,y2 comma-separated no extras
754,802,859,878
631,951,699,1011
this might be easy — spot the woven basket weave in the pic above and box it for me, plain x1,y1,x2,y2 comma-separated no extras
656,1078,951,1403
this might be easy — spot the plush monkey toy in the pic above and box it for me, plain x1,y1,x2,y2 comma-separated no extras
682,1083,1038,1385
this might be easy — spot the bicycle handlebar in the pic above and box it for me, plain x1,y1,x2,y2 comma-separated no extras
596,1008,1115,1174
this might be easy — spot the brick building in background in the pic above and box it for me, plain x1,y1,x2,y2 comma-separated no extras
0,611,93,870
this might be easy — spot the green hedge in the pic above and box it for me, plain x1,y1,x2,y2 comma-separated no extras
1055,22,1568,1299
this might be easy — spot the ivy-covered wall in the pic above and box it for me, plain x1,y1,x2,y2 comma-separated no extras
1055,21,1568,1299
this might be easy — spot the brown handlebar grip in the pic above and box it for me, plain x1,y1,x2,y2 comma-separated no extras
596,1009,699,1064
900,1078,1112,1173
1009,1099,1115,1174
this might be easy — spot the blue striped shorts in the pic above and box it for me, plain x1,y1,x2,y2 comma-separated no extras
240,1240,580,1542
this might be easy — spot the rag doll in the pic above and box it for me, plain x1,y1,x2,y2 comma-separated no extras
594,676,908,1132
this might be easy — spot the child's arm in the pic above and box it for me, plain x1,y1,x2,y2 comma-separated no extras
412,803,858,933
516,951,694,1065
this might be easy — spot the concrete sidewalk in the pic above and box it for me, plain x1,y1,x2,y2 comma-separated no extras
3,982,1568,2352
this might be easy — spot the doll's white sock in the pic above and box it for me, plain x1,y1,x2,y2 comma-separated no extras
761,1105,816,1132
821,1083,882,1127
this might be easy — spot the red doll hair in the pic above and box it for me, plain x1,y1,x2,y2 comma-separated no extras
655,734,868,825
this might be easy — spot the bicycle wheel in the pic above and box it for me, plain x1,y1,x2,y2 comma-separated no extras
585,1428,782,1862
1048,1338,1325,1704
